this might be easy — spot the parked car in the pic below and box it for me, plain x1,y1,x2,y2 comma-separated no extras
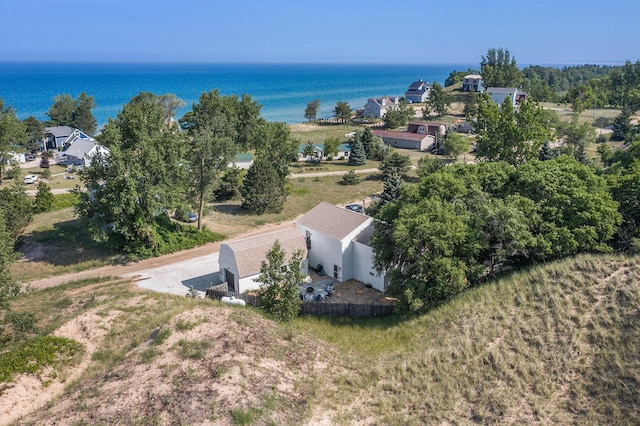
23,174,39,184
345,204,364,213
25,154,36,161
175,208,198,223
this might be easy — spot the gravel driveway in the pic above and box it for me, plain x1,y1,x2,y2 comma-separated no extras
123,252,222,297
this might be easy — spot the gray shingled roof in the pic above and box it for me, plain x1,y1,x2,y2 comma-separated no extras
45,126,75,137
296,202,371,241
353,223,375,245
64,139,96,158
225,227,307,279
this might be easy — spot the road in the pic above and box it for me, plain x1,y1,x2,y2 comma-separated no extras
26,219,299,296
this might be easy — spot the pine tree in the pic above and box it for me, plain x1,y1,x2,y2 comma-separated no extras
380,168,403,205
538,140,556,161
241,156,287,214
612,107,632,141
573,140,590,165
340,170,360,185
360,127,374,159
34,181,54,213
348,134,366,166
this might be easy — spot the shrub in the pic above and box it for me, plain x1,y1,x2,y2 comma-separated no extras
340,170,360,185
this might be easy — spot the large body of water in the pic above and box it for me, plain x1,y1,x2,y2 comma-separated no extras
0,62,474,129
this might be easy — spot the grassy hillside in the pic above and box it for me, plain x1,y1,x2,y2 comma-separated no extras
4,255,639,425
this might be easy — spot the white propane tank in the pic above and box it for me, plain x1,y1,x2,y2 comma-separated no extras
220,296,246,306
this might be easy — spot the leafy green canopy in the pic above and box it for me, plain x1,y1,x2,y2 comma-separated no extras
258,240,304,322
372,158,621,311
75,92,192,255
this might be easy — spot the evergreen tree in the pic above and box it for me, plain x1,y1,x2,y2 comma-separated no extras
46,94,75,126
348,134,366,166
241,156,287,213
33,181,54,213
241,123,295,214
380,168,403,205
340,170,360,185
480,48,523,88
573,140,590,165
360,127,375,158
538,140,557,161
0,100,27,184
612,107,632,141
72,92,97,134
258,241,304,322
379,152,411,177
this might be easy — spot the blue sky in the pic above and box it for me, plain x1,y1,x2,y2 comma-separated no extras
2,0,638,65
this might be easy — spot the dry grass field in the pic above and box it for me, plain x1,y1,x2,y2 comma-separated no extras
3,254,639,425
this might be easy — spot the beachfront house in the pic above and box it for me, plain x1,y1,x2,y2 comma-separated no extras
373,122,446,151
404,79,431,103
363,96,401,119
462,74,484,92
218,227,308,294
63,139,110,167
44,126,93,151
486,87,527,108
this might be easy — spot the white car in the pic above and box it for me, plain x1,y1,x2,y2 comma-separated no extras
23,174,39,184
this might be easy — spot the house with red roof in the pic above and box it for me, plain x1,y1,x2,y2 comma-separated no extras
373,122,446,151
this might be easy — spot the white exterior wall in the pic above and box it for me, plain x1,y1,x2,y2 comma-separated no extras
299,224,344,280
218,244,239,292
352,241,386,292
239,274,261,293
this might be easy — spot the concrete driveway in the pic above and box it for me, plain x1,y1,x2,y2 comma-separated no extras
123,252,222,297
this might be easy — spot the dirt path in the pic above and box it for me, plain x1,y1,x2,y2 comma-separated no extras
27,218,301,290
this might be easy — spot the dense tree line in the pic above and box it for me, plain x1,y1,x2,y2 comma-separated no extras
371,157,621,311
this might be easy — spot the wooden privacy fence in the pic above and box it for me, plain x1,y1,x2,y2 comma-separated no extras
205,288,395,318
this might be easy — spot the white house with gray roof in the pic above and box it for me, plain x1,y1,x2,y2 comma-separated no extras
363,96,401,119
486,87,527,108
217,202,389,294
63,139,110,167
296,202,388,292
218,227,308,293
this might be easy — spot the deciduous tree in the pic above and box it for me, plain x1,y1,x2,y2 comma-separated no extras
422,82,452,117
443,133,470,161
304,99,321,122
75,92,188,255
0,100,27,184
258,241,304,322
180,90,262,229
475,95,550,165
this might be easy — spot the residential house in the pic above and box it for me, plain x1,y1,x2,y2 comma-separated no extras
218,227,308,293
373,122,446,151
63,139,110,167
363,96,401,119
404,79,431,103
298,143,351,162
462,74,484,92
44,126,93,151
296,202,388,292
217,202,389,294
486,87,527,108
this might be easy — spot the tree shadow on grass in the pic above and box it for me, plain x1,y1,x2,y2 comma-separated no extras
211,203,253,217
18,219,125,267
